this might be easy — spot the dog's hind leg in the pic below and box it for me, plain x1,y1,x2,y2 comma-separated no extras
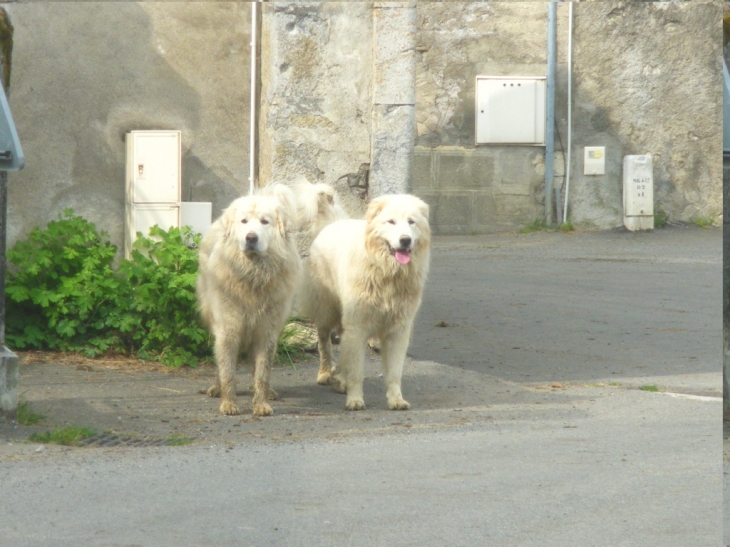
316,324,337,386
251,338,277,417
338,327,368,410
381,326,412,410
213,329,242,415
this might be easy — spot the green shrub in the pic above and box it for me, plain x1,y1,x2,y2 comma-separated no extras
119,225,209,367
6,210,310,368
6,210,132,356
6,210,210,366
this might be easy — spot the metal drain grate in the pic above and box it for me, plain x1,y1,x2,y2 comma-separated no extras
78,433,188,448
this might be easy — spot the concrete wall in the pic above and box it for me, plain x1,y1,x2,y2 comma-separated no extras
567,2,721,229
6,2,251,250
414,1,721,233
414,2,549,234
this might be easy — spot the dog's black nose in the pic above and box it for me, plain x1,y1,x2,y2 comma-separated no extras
246,232,258,244
399,236,412,248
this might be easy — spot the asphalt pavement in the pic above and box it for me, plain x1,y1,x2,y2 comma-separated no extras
0,224,723,547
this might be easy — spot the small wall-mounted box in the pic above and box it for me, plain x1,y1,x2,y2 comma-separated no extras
584,146,605,175
475,76,546,145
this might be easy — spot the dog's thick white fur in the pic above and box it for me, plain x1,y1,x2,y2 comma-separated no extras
292,178,348,239
196,184,300,416
299,194,431,411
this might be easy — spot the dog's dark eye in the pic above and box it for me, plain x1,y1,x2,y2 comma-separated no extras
261,219,269,225
408,219,415,225
387,220,396,225
241,219,248,224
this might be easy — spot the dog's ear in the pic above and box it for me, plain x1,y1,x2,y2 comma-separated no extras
276,202,290,237
418,202,430,224
365,197,387,223
221,202,239,238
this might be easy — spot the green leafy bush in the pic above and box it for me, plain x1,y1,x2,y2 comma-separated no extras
119,225,209,367
6,211,131,355
6,210,211,366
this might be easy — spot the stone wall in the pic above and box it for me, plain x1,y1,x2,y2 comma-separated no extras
414,1,721,232
6,3,251,250
567,2,721,228
258,1,374,217
414,2,550,234
3,2,722,242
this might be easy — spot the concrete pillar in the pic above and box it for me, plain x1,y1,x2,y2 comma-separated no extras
369,2,416,197
0,347,18,422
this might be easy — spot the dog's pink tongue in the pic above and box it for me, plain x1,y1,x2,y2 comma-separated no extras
395,250,411,265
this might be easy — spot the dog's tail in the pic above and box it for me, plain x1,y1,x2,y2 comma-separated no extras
292,177,348,238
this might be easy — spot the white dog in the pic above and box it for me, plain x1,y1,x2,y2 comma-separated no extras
292,178,348,239
196,184,300,416
299,194,431,411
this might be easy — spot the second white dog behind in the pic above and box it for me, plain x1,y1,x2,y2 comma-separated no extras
298,194,431,411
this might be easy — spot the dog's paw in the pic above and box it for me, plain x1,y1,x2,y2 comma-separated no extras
330,374,347,394
316,371,332,385
345,397,365,411
252,402,274,417
207,385,221,398
388,397,410,411
219,400,240,415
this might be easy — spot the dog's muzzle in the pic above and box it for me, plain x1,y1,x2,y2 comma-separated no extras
389,236,412,265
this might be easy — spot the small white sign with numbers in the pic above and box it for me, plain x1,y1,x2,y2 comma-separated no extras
623,155,654,231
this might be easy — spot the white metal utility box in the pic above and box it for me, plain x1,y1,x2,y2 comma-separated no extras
623,154,654,231
126,131,181,204
125,130,182,259
475,76,546,145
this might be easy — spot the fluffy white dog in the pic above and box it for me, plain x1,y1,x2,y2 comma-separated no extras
299,194,431,411
196,184,300,416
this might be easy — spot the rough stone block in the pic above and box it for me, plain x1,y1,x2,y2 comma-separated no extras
492,148,543,196
436,149,495,190
370,104,415,196
419,191,472,232
412,148,433,192
373,3,416,105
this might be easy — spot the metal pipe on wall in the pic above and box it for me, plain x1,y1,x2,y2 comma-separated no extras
562,1,573,224
248,1,259,196
545,2,557,225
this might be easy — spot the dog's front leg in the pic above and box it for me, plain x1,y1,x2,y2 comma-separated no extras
381,325,413,410
251,338,276,417
212,329,241,415
338,327,368,410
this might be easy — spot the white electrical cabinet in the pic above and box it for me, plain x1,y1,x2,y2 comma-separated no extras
125,204,180,257
125,130,182,259
475,76,546,145
126,131,181,204
623,154,654,231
